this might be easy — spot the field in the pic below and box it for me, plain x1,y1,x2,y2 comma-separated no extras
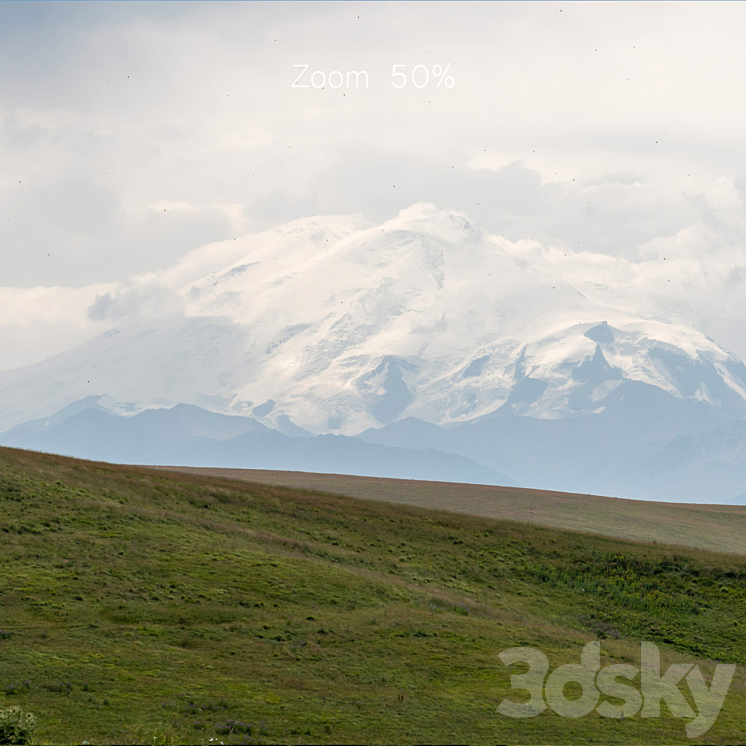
157,467,746,556
1,446,745,744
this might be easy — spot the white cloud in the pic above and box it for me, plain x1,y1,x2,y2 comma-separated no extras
3,2,746,365
86,278,184,324
0,285,112,371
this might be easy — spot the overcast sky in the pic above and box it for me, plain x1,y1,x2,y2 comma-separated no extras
3,0,746,370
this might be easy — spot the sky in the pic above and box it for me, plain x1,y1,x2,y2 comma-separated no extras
3,0,746,371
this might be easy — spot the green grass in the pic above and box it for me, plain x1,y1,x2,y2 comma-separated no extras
159,466,746,556
0,446,745,744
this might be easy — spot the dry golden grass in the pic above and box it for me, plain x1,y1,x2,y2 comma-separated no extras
156,467,746,556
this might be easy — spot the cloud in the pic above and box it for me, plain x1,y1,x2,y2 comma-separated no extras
0,284,112,372
246,191,321,225
0,166,236,286
87,279,184,324
495,214,746,360
2,1,746,287
4,1,746,367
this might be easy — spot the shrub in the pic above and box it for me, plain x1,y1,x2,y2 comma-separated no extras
42,681,72,694
3,682,30,697
0,705,36,745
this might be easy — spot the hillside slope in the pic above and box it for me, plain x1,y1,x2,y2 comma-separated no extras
1,446,745,745
158,466,746,556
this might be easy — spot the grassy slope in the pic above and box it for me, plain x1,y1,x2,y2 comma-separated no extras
157,467,746,556
0,446,744,745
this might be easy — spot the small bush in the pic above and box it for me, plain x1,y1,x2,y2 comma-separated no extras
0,705,36,745
3,682,30,697
215,719,252,735
42,681,72,694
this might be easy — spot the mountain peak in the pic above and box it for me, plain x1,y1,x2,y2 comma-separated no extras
1,208,745,437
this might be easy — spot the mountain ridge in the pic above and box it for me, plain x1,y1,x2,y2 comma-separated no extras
0,404,516,488
2,205,746,502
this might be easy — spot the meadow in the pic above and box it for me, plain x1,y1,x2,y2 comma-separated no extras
1,446,745,744
159,466,746,556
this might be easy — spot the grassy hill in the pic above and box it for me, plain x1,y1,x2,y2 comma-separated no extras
157,467,746,556
0,446,745,744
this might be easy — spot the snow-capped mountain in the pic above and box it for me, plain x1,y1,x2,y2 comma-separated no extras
496,318,746,420
2,203,746,501
3,203,744,434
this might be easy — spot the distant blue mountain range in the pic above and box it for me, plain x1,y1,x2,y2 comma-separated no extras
0,399,514,488
4,383,746,503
